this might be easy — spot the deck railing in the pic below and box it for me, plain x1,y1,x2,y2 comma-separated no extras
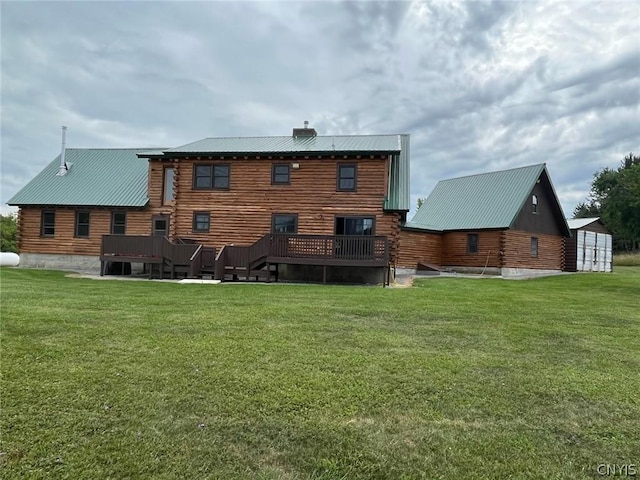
269,234,388,262
101,235,166,258
102,234,388,280
101,235,213,278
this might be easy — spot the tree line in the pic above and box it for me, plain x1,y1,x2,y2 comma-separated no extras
574,153,640,252
1,213,18,253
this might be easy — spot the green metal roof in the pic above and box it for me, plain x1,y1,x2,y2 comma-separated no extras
409,164,548,231
383,134,410,212
164,135,402,154
8,149,163,207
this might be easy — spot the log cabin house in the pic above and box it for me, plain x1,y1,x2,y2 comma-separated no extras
397,164,571,276
8,125,410,284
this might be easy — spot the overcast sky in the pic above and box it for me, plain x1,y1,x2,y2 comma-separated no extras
2,0,639,217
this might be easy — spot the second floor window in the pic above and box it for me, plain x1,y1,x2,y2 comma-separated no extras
163,167,175,204
337,164,357,191
193,164,230,189
272,164,290,184
532,194,538,213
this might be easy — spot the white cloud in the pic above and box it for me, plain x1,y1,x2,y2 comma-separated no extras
1,0,638,218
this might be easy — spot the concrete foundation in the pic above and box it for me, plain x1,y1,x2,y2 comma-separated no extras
446,266,502,276
395,265,562,278
500,267,563,278
18,253,145,275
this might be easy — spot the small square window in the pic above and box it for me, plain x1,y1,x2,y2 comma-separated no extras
531,237,538,257
272,214,298,234
272,164,290,184
337,164,357,191
193,212,210,232
75,211,90,237
111,212,126,235
153,216,169,236
41,211,55,236
467,234,478,254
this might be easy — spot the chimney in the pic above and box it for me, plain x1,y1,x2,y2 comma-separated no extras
292,120,317,138
56,126,68,176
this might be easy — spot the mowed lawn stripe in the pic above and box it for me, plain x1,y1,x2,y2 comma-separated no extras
1,268,638,479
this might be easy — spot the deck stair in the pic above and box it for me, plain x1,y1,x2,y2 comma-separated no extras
100,235,215,279
213,234,277,282
214,233,389,283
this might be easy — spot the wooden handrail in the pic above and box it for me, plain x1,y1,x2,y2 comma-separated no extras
190,244,203,262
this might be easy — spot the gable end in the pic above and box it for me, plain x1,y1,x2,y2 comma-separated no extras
511,169,569,236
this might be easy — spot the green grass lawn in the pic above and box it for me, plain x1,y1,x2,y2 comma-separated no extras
1,268,639,479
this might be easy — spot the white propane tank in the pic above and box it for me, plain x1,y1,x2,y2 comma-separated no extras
0,252,20,267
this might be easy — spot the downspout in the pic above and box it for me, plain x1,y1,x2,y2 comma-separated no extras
56,126,68,176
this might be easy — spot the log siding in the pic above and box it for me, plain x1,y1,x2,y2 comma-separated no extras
17,154,402,265
18,207,152,256
396,229,442,268
441,231,503,268
502,230,564,270
152,155,401,260
396,229,564,271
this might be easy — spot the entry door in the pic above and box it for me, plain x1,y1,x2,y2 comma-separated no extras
334,216,375,259
152,215,169,237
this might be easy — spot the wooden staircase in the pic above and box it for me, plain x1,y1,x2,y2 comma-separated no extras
213,235,277,282
100,235,215,279
213,233,390,283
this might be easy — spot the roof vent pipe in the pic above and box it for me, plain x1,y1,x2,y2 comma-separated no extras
57,126,68,176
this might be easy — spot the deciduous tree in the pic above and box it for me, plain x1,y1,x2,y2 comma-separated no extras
574,153,640,251
1,214,18,253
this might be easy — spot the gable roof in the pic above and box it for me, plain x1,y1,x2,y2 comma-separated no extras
162,134,402,155
566,217,602,230
407,163,567,232
8,148,163,207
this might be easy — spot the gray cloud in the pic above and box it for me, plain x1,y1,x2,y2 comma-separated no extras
2,0,638,218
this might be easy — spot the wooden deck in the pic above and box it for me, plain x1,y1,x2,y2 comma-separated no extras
214,234,390,284
100,235,215,279
100,233,389,284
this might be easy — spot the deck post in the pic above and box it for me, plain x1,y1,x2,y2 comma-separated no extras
323,265,327,283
